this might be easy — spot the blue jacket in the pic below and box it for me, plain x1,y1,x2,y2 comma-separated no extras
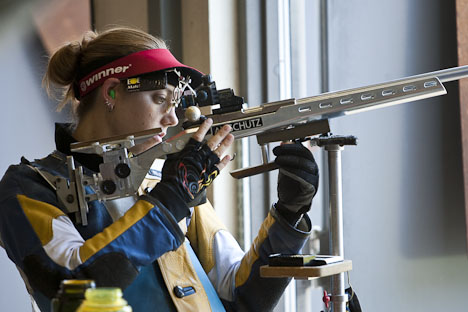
0,124,311,311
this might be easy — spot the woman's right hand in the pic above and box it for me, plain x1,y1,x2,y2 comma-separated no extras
190,118,234,174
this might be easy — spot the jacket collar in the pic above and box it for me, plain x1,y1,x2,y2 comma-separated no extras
55,123,103,172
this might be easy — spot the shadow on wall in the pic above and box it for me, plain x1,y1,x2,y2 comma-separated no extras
398,0,467,259
399,92,466,258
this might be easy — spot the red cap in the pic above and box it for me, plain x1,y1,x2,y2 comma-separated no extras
76,49,202,98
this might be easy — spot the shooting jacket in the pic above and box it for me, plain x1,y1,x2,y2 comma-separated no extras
0,123,311,312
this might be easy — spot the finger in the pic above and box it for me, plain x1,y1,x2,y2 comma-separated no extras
279,167,319,186
213,133,234,157
275,155,318,174
206,124,232,150
273,143,315,160
192,118,213,142
215,155,232,171
206,153,221,168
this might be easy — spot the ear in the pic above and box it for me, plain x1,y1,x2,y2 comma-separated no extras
101,78,121,102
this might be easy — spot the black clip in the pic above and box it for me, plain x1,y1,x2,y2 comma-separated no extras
173,285,196,298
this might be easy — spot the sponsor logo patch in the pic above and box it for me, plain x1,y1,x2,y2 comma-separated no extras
81,64,132,92
127,77,141,91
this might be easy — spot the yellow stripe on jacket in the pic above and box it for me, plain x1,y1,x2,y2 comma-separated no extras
17,194,65,246
79,199,154,262
186,201,227,273
234,213,275,287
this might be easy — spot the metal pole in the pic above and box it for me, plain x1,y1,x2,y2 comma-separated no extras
260,144,270,164
326,144,347,312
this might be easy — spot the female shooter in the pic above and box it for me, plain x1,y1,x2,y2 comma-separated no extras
0,27,318,311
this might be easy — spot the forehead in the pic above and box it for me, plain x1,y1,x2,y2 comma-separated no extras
150,84,175,93
139,84,175,96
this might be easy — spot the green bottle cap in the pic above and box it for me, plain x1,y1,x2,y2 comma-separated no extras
59,280,96,297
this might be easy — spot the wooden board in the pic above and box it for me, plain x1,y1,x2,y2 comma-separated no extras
456,0,468,252
260,260,352,280
33,0,91,54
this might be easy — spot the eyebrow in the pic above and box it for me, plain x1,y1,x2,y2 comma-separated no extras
152,89,171,95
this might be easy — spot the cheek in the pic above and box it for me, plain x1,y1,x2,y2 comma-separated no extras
140,106,164,127
118,95,166,130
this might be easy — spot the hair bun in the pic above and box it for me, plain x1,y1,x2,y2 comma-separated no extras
46,41,82,86
80,30,97,51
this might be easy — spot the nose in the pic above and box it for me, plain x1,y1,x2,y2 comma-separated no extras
160,106,178,127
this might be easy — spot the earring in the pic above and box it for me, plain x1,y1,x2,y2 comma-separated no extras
105,100,114,112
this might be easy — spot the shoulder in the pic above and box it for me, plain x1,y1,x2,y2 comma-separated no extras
0,156,59,204
1,162,36,191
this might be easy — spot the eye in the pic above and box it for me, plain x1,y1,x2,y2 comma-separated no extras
154,95,167,105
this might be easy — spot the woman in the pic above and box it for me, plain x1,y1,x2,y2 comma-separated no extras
0,27,319,311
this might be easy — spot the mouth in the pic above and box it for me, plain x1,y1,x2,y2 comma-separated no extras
150,131,166,145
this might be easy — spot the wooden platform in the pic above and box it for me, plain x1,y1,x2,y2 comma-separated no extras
260,260,352,280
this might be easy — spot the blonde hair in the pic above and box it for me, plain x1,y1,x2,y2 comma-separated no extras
43,26,167,119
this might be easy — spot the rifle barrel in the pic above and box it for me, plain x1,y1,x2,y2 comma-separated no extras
410,65,468,83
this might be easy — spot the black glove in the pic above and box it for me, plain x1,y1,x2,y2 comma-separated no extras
273,142,319,225
150,138,220,221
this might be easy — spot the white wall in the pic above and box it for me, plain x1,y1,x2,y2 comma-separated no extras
208,0,241,239
325,0,468,310
0,6,67,310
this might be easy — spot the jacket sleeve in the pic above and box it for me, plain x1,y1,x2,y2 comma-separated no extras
186,201,311,312
0,164,185,300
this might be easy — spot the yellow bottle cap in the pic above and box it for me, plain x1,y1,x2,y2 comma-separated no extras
78,288,132,311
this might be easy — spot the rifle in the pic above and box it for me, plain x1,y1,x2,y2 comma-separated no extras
52,65,468,225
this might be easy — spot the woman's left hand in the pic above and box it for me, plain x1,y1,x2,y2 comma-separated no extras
155,118,234,206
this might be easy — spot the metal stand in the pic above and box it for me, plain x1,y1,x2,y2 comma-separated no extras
259,134,357,312
315,134,357,312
